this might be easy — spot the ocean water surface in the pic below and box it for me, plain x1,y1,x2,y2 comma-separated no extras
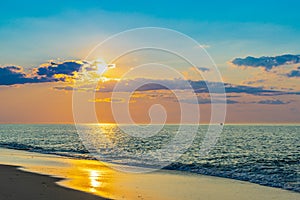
0,124,299,192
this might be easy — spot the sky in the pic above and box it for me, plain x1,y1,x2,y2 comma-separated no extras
0,0,300,123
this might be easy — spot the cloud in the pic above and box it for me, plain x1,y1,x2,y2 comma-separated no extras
242,79,265,85
36,61,82,79
286,67,300,77
255,99,289,105
226,94,241,98
180,97,238,104
182,98,289,105
0,66,28,85
0,60,83,85
89,98,126,103
4,58,298,98
52,86,74,91
107,78,191,93
0,65,46,85
223,84,281,96
232,54,300,71
197,67,210,72
190,81,293,96
136,83,169,91
54,78,300,96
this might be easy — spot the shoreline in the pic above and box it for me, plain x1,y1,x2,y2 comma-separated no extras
0,144,298,193
0,147,299,200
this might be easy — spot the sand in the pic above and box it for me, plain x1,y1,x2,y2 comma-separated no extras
0,148,299,200
0,164,107,200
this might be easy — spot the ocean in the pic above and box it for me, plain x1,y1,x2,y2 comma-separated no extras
0,124,299,192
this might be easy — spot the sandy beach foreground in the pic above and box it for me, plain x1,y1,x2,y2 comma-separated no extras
0,148,299,200
0,164,106,200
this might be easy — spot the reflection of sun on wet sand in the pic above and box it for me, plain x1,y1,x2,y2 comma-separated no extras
0,148,299,200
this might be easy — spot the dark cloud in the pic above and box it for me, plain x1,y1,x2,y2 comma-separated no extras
0,61,83,85
0,66,46,85
255,99,289,105
286,67,300,77
0,66,28,85
136,83,169,91
190,81,289,96
54,78,300,96
224,84,300,96
110,78,191,92
183,98,289,105
197,67,210,72
180,98,238,104
53,86,75,91
232,54,300,71
243,79,265,85
224,84,281,96
36,61,82,78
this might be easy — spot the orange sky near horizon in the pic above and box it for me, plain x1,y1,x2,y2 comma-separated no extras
1,81,300,124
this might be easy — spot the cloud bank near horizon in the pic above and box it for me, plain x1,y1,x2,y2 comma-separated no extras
53,77,300,97
1,57,300,100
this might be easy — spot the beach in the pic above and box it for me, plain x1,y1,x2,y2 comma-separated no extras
0,148,299,200
1,1,300,199
0,164,106,200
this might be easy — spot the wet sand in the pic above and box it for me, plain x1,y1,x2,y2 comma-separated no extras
0,164,107,200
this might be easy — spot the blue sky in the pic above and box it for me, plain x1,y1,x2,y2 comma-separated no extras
1,0,300,67
2,0,300,25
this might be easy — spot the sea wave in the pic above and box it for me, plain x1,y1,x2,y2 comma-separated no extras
0,124,299,193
